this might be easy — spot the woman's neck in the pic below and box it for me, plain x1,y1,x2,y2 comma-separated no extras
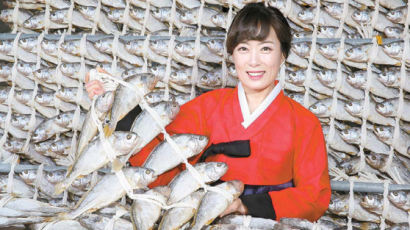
244,84,275,114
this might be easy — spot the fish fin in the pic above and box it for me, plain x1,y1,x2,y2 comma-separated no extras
73,188,92,210
111,158,123,172
103,123,115,137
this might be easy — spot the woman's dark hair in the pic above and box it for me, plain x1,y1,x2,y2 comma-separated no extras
226,3,291,58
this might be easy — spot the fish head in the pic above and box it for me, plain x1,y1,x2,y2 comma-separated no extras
56,87,75,100
133,167,157,186
46,170,66,184
328,194,348,214
318,43,338,59
77,5,96,20
309,101,328,116
382,42,403,57
388,191,407,206
340,127,361,144
23,14,43,30
0,40,12,54
0,9,12,23
0,89,9,103
129,6,145,22
0,62,12,78
211,13,225,28
344,100,363,116
96,91,115,113
50,10,66,24
202,71,222,87
20,170,37,184
345,46,366,62
293,31,309,39
33,68,52,81
365,152,387,169
205,162,228,181
227,64,237,77
188,134,209,153
373,125,393,141
112,131,142,154
287,70,305,85
138,72,159,93
35,92,54,105
175,41,195,57
339,158,359,175
15,89,33,104
378,69,399,86
125,40,144,55
55,112,74,127
165,101,180,120
360,194,382,211
387,9,404,23
106,8,123,22
287,93,304,105
206,39,224,54
323,2,342,18
292,42,310,58
19,37,37,52
34,140,53,153
267,0,285,10
318,26,336,38
375,100,394,116
149,64,166,80
49,141,63,153
297,8,314,23
384,26,402,39
122,68,140,80
316,69,336,86
151,7,169,21
93,39,112,53
144,91,163,104
17,61,36,76
60,63,78,76
347,71,366,88
150,40,169,56
179,10,196,24
72,174,92,188
170,69,189,84
4,138,23,152
60,41,79,55
352,10,371,24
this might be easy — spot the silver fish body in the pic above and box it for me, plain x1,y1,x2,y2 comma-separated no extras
130,101,180,147
191,180,244,230
388,191,410,211
159,190,205,230
105,73,159,136
143,134,209,176
55,131,142,195
65,167,156,219
168,162,228,204
131,186,171,230
328,194,380,222
366,152,410,184
361,194,408,224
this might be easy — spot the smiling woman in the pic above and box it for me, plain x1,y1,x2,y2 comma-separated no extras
86,2,331,225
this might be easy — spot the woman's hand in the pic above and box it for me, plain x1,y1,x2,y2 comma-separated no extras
85,67,107,99
219,198,248,217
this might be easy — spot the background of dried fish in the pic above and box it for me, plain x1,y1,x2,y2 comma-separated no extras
0,0,409,229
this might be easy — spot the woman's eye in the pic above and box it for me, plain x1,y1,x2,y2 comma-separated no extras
261,46,272,51
237,46,247,51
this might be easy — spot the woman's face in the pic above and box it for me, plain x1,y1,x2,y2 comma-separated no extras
232,28,285,95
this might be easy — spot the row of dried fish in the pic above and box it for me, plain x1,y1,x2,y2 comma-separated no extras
1,0,409,39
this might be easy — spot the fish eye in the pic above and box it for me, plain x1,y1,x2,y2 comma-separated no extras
199,136,205,141
217,162,223,167
371,156,376,160
126,134,132,140
202,76,208,81
393,191,398,196
51,143,56,148
312,105,316,109
145,170,152,175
